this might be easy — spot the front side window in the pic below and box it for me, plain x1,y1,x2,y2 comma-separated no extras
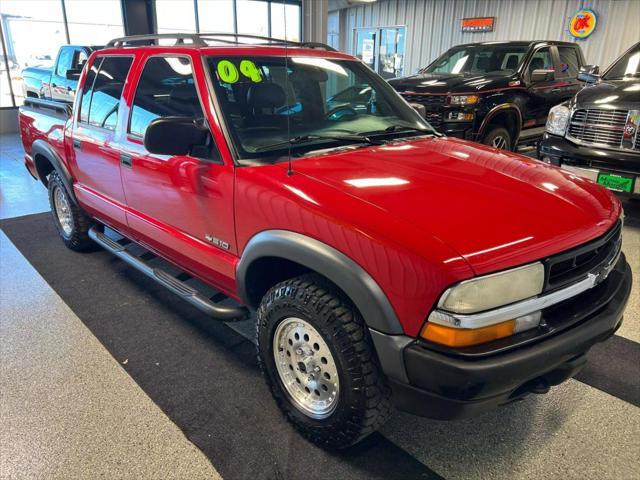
603,43,640,81
423,45,529,75
208,55,431,163
129,56,203,138
527,48,554,75
81,56,133,130
56,48,74,77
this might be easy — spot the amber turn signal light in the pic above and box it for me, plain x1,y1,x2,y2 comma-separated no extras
420,320,516,347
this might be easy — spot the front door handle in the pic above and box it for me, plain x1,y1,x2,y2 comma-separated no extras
73,138,81,149
120,153,133,168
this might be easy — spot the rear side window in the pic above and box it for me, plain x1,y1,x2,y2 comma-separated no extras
558,47,581,77
129,56,203,138
81,56,133,130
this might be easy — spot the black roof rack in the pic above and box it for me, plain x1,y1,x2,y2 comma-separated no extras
106,33,336,51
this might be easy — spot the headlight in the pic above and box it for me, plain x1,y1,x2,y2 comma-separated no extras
448,95,479,105
421,262,545,347
546,104,570,136
439,262,544,314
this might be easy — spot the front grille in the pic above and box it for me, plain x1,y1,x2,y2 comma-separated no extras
400,93,446,128
567,108,638,151
400,93,447,106
543,221,622,292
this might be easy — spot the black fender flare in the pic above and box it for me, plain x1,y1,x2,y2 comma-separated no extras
31,139,78,206
477,103,523,142
236,230,404,335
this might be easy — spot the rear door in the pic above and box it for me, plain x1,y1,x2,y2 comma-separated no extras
71,54,133,230
118,53,237,292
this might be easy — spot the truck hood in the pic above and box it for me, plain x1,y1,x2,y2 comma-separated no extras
388,72,511,95
290,137,620,274
573,80,640,111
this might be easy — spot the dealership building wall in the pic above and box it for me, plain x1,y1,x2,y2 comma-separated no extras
329,0,640,77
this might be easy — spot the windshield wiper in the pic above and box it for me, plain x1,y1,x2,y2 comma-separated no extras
368,125,439,137
254,133,384,152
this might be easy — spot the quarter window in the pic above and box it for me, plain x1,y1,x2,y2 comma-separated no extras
129,56,203,138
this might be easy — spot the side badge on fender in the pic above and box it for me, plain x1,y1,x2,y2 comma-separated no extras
205,234,230,250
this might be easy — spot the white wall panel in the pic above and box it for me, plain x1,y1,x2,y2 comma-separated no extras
337,0,640,75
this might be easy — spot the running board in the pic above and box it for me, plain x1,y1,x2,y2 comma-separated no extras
88,227,249,321
518,126,546,143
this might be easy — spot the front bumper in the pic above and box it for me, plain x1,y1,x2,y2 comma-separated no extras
377,255,632,420
538,133,640,196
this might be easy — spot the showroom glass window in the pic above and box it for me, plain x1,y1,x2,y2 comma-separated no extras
236,0,269,37
198,0,235,33
0,0,66,106
156,0,197,33
270,2,301,41
64,0,124,45
129,56,203,138
80,56,133,130
557,47,582,77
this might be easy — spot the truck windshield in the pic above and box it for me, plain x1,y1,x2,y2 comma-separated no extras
422,44,529,75
207,56,433,162
603,43,640,80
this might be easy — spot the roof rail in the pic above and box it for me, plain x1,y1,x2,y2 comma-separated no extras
106,32,336,51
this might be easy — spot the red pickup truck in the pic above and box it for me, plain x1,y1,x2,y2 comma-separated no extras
19,34,632,449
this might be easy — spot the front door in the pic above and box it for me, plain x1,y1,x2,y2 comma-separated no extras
119,54,237,292
525,46,560,126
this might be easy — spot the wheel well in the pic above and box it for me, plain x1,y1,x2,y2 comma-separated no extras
486,110,520,143
33,153,54,186
244,256,313,308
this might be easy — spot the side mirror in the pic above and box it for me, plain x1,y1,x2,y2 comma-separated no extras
578,65,600,83
531,69,555,83
144,117,210,157
409,102,426,118
66,68,82,80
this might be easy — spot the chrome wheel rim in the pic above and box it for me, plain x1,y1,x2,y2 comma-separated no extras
53,186,73,236
273,317,340,419
492,135,508,150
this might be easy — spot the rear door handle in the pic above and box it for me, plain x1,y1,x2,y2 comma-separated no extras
73,138,81,149
120,153,133,168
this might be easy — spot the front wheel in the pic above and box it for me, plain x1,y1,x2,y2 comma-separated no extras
482,125,513,151
257,274,392,449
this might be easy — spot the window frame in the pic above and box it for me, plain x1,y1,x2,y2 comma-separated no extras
126,53,206,141
76,53,135,133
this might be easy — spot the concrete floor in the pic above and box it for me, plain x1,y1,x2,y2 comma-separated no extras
1,133,639,479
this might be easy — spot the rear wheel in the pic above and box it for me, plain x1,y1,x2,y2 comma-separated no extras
482,125,512,151
48,171,94,251
257,274,392,449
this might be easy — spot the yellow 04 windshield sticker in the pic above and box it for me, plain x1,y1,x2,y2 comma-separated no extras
216,59,262,84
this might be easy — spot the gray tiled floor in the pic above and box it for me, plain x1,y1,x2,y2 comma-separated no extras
1,133,639,479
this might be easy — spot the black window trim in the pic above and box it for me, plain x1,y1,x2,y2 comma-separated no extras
76,53,134,134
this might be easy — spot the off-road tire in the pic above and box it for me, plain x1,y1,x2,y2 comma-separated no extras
482,125,513,151
48,171,94,251
257,274,392,449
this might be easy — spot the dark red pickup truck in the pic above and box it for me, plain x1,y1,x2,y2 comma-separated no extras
19,34,632,449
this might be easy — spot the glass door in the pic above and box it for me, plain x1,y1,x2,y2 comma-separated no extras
378,27,405,79
354,27,406,79
355,29,377,71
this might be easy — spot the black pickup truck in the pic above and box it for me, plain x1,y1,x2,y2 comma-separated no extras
538,41,640,197
389,41,586,151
